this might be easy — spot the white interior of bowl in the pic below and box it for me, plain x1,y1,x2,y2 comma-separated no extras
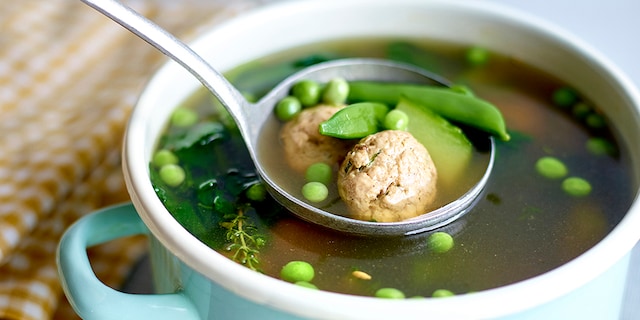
123,0,640,318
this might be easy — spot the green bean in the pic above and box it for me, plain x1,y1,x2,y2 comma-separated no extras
322,77,349,105
348,82,510,141
319,102,389,139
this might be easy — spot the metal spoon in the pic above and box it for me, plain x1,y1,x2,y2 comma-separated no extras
83,0,494,236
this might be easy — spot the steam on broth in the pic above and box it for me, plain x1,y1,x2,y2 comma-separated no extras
149,38,633,297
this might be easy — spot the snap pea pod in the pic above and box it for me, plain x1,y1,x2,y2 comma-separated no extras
348,82,510,141
319,102,389,139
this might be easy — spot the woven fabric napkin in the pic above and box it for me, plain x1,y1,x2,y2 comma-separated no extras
0,1,261,319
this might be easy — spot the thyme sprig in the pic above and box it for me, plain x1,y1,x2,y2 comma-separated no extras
221,205,265,271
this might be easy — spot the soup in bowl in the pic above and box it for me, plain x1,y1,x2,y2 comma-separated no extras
58,0,640,319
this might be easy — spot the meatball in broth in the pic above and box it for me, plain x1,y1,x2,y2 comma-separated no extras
280,105,353,173
338,130,438,222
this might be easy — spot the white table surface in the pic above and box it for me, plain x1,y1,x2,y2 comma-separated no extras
487,1,639,318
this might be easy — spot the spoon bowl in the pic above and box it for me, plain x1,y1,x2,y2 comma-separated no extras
84,0,494,236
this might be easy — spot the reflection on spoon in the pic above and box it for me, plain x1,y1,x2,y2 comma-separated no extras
83,0,494,236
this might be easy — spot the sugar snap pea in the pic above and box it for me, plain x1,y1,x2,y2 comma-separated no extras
348,82,510,141
319,102,389,139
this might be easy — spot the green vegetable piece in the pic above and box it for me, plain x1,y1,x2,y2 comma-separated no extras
427,231,454,253
375,288,406,299
552,87,578,108
159,164,186,187
465,46,490,67
305,162,333,185
572,102,592,119
171,107,198,127
246,182,267,202
322,77,350,105
295,281,318,290
562,177,592,197
292,79,321,107
348,82,510,141
281,261,315,283
586,137,617,156
383,109,409,131
535,156,568,179
152,149,178,167
432,289,455,298
319,102,389,139
301,181,329,203
395,98,473,188
275,96,302,121
586,113,606,129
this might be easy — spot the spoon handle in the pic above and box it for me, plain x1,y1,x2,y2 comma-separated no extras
82,0,247,123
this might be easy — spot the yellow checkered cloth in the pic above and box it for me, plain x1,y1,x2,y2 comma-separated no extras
0,1,259,319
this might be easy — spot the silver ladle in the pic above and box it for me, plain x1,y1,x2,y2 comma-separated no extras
84,0,494,236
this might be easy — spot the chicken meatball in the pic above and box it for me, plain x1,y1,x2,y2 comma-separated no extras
338,130,437,222
280,104,353,173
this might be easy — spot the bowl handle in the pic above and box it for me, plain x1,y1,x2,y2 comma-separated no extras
57,203,200,319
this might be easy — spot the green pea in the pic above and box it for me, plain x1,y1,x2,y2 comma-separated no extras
246,182,267,202
305,162,333,185
585,113,606,129
292,80,321,107
348,82,510,141
383,109,409,131
427,232,454,253
322,77,350,105
275,96,302,121
295,281,318,290
280,261,315,283
159,164,186,187
301,182,329,203
171,107,198,127
432,289,455,298
465,46,490,67
586,137,616,156
319,102,389,139
375,288,406,299
152,149,178,167
572,102,592,119
562,177,592,197
535,156,568,179
552,87,578,108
